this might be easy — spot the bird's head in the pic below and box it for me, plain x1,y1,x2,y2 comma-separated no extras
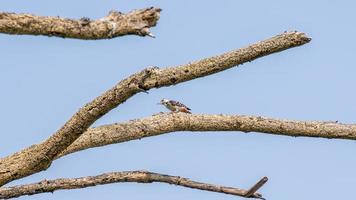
159,98,170,105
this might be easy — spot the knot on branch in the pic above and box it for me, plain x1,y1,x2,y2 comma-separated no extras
106,10,123,21
79,17,91,26
128,66,160,93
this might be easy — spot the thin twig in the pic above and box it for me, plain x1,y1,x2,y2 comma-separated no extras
244,177,268,199
0,171,267,199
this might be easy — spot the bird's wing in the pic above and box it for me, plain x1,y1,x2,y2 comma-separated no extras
170,100,191,110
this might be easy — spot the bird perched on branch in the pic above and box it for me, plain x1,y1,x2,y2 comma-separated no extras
159,99,191,114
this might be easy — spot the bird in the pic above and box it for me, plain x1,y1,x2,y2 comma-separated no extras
159,99,191,114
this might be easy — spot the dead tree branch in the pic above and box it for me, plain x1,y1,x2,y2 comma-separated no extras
58,113,355,158
0,7,161,39
0,171,266,199
245,177,268,198
0,31,310,187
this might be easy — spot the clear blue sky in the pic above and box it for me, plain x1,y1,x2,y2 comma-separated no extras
1,1,356,199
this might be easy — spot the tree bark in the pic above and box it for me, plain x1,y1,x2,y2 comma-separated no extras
0,171,267,199
0,7,161,39
58,113,353,158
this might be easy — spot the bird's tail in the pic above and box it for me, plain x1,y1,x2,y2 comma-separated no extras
180,108,191,114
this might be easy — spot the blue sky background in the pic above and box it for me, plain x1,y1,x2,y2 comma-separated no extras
1,1,356,199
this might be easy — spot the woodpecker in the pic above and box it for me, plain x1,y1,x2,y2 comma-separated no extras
159,99,191,114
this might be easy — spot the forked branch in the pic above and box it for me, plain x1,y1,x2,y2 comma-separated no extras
0,171,267,199
0,7,161,39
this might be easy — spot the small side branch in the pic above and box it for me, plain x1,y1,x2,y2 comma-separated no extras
0,7,161,39
245,177,268,199
0,171,267,199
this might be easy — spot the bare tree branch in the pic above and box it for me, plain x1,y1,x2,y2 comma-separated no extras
0,171,266,199
245,177,268,198
0,31,310,187
58,113,355,158
0,7,161,39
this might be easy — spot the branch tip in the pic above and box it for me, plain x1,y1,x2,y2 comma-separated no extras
244,176,268,199
140,27,155,38
147,32,155,38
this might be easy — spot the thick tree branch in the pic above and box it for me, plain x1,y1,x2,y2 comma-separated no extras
0,7,161,39
0,171,266,199
57,113,355,158
0,31,310,187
